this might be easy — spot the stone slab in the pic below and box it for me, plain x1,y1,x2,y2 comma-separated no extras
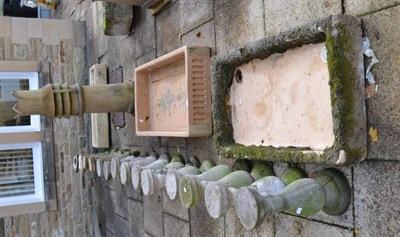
182,20,216,52
275,213,353,237
143,190,164,237
190,202,224,237
163,213,190,237
264,0,341,37
362,6,400,161
128,198,146,237
224,208,274,237
215,0,265,54
345,0,400,16
133,7,156,57
155,2,181,57
354,160,400,236
162,190,189,221
115,215,130,237
179,0,213,34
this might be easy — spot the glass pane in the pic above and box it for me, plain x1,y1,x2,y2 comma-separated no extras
0,78,31,127
0,148,35,198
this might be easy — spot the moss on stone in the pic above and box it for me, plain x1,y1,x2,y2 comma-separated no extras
280,167,308,186
171,154,185,163
199,160,215,173
250,163,274,180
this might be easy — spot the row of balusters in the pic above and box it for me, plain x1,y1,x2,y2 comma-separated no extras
74,151,351,230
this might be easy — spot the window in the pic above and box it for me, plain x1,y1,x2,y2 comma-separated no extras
0,71,40,133
0,142,44,206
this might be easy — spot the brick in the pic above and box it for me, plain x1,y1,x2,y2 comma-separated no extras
215,0,264,54
28,19,44,39
362,6,400,161
354,161,400,236
275,213,353,237
11,17,28,44
264,0,341,37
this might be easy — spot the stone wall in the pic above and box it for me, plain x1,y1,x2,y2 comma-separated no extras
0,16,91,236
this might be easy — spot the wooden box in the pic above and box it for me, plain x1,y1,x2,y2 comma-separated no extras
135,46,211,137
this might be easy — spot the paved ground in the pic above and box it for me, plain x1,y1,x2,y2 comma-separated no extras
4,0,400,236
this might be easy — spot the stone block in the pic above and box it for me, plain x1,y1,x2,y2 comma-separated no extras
11,17,28,44
187,137,220,165
162,190,189,221
275,213,353,237
27,19,44,39
102,188,116,234
12,44,28,60
160,137,187,149
182,20,216,52
362,6,400,161
103,3,133,36
164,213,190,237
345,0,400,16
115,215,130,237
0,16,11,38
156,2,182,57
28,38,43,61
143,190,164,237
264,0,341,37
73,20,86,46
128,199,146,237
214,0,265,54
190,202,224,237
136,50,156,67
179,0,213,34
59,20,73,40
354,160,400,236
133,7,156,57
43,20,60,45
224,208,274,237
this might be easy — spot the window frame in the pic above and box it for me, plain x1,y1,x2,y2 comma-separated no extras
0,71,41,133
0,141,45,206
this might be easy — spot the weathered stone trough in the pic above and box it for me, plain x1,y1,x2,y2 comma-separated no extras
211,15,367,165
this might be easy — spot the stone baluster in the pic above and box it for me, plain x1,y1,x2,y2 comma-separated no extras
178,165,234,208
235,168,351,230
110,154,130,179
131,153,171,189
141,155,186,195
103,161,112,180
204,163,274,218
165,160,215,200
120,156,157,185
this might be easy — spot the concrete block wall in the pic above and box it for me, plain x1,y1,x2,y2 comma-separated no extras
2,0,399,236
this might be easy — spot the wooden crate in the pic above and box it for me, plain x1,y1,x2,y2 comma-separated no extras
135,46,211,137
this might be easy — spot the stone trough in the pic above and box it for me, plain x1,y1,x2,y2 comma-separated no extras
211,15,367,165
